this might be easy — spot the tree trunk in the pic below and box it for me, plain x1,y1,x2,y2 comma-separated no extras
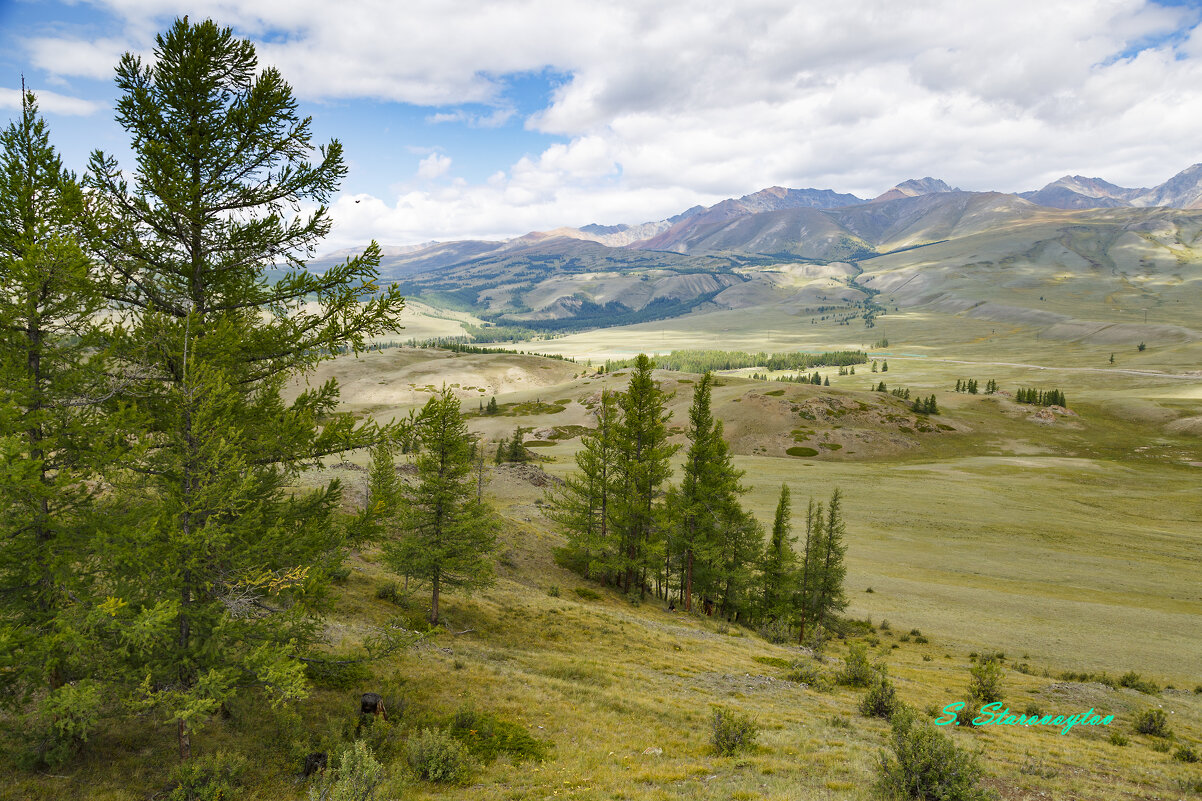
178,718,191,761
429,574,440,624
684,549,694,613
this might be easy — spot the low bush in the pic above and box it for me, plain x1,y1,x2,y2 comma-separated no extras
1151,739,1172,753
375,581,401,603
757,618,796,644
838,643,875,688
876,708,995,801
1175,744,1200,763
573,587,601,601
1108,731,1128,747
406,728,472,783
307,740,384,801
967,653,1004,706
169,750,247,801
1134,708,1171,738
860,672,900,720
304,658,372,690
1118,671,1160,695
785,659,833,691
711,707,759,756
449,706,549,764
27,680,103,769
1023,702,1042,719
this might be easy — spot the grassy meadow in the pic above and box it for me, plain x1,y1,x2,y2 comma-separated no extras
6,295,1201,800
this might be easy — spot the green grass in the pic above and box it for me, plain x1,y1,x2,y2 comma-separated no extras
10,332,1201,800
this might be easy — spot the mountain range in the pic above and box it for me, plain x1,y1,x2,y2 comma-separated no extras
311,164,1202,339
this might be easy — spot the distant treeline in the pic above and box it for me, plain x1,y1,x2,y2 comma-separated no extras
602,349,867,374
405,337,578,362
1015,388,1067,407
462,324,565,343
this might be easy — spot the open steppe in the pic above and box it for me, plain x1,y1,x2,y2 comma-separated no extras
10,288,1201,801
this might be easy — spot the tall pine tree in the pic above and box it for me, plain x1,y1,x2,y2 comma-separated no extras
612,355,677,596
759,484,798,623
82,19,405,759
384,388,497,624
796,498,825,644
547,390,621,582
0,89,108,738
674,372,743,611
812,488,848,635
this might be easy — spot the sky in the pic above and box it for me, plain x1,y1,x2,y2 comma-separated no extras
3,0,1202,252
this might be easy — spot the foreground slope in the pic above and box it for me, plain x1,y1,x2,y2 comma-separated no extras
8,347,1201,800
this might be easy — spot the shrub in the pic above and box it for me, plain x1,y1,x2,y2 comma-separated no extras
1108,731,1128,747
307,740,384,801
573,587,601,601
913,635,929,644
1118,671,1160,695
967,654,1004,706
1134,708,1171,738
711,707,759,756
546,585,560,597
1152,739,1172,753
757,618,796,644
1175,745,1200,763
169,750,248,801
829,715,852,729
1023,702,1042,718
304,658,372,690
1194,685,1202,695
406,728,472,783
375,581,401,603
860,672,900,720
838,643,875,688
449,706,549,764
876,708,994,801
28,681,104,769
786,659,833,691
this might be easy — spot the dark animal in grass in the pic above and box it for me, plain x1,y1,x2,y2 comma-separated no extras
303,752,328,777
356,692,388,735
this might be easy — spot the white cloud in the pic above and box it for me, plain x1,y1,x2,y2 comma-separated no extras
0,87,102,116
26,36,132,81
416,152,452,180
25,0,1202,242
426,108,516,128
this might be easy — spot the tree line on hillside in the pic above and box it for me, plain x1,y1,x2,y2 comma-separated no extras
1014,388,1067,407
0,19,501,766
601,349,867,375
547,356,848,640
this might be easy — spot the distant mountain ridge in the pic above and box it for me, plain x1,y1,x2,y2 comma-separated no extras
319,164,1202,267
1020,164,1202,210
